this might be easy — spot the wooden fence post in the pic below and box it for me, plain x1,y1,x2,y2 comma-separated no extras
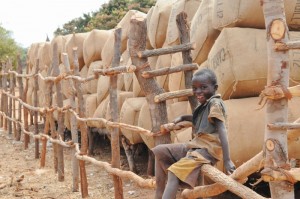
33,60,39,159
72,47,89,198
23,62,30,148
8,60,13,134
176,12,198,111
110,28,124,199
129,16,170,175
261,1,294,198
16,56,23,141
52,43,65,182
3,62,8,131
62,53,79,192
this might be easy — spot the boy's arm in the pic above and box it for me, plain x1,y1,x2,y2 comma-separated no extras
173,114,193,124
214,118,236,174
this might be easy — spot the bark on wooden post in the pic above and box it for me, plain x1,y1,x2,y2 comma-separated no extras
129,17,170,175
33,60,39,159
52,43,65,182
8,60,13,134
62,53,79,192
16,56,23,141
72,47,88,198
12,73,17,137
23,62,30,148
3,62,8,131
110,28,124,199
261,1,294,198
176,12,198,111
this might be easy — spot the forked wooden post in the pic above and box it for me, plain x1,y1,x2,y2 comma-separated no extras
129,16,170,175
261,1,295,198
33,60,39,159
8,60,13,134
52,43,65,182
3,62,8,131
72,47,89,198
16,56,24,141
23,61,30,148
62,53,79,192
110,28,124,199
176,12,198,111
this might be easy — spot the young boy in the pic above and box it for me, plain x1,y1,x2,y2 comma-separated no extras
152,68,235,199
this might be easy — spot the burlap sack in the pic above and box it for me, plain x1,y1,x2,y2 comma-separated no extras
87,61,103,94
147,0,175,49
101,10,146,68
28,42,43,70
88,95,110,128
212,0,300,30
165,0,201,46
206,28,300,100
155,53,172,92
79,65,89,95
83,29,112,68
216,97,300,170
37,42,51,71
96,75,110,103
191,0,220,64
119,97,146,144
50,34,72,64
85,93,99,118
65,32,89,70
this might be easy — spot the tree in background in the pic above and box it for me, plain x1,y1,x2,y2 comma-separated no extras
0,24,25,68
54,0,155,35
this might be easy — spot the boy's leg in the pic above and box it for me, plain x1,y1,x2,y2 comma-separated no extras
155,157,166,199
162,171,179,199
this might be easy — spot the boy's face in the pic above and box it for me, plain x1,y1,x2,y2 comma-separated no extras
192,75,217,104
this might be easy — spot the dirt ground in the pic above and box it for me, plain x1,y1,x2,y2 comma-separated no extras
0,127,156,199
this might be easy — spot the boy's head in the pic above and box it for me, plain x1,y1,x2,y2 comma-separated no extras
192,68,218,104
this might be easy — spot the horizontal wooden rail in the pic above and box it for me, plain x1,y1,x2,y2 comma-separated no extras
8,70,35,78
137,42,195,58
268,122,300,130
141,63,198,79
275,40,300,51
154,89,193,103
93,65,136,76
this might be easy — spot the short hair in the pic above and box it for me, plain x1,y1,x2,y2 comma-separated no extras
193,68,217,85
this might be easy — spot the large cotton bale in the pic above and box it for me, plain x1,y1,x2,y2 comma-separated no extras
139,100,191,149
96,75,110,103
218,97,300,169
50,34,72,64
155,53,172,92
28,42,43,70
65,32,89,70
85,93,99,118
79,65,89,95
37,42,51,71
83,29,112,67
147,0,176,49
212,0,300,30
87,61,102,94
88,95,110,129
119,97,147,144
165,0,201,46
206,28,300,100
102,10,146,68
190,0,220,64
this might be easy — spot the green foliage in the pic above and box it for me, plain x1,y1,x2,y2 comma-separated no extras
54,0,155,35
0,24,25,68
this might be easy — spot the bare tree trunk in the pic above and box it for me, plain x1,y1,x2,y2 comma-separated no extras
62,53,79,192
110,28,124,199
129,16,170,176
52,43,65,182
261,1,295,198
16,56,23,141
72,48,88,198
33,60,39,159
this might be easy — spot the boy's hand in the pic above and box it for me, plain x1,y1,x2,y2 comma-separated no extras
224,160,236,175
172,116,183,124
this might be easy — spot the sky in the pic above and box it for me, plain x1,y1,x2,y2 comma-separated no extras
0,0,108,48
